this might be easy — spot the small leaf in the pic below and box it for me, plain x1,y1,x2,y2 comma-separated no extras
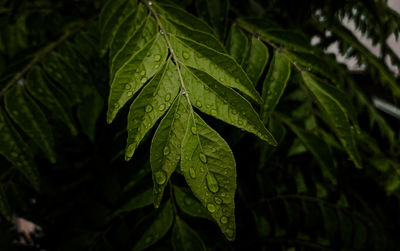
0,108,40,190
226,24,248,64
132,200,174,251
26,66,77,135
181,112,236,241
244,36,270,85
125,60,180,159
174,186,212,220
302,72,361,168
111,187,153,218
5,85,56,163
261,51,291,122
150,95,190,207
182,66,277,145
195,0,229,40
172,218,207,251
77,90,104,142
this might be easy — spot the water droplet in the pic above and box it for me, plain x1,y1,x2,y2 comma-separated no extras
147,1,152,6
114,103,120,108
159,29,165,34
189,167,196,178
184,197,193,205
214,197,222,205
206,104,211,109
154,55,161,62
199,153,207,163
125,84,131,90
141,77,147,83
219,77,225,82
200,167,205,173
220,216,228,224
155,171,167,185
211,109,217,116
207,203,216,213
127,91,133,96
145,105,153,112
163,146,170,155
145,236,152,243
154,64,159,69
206,173,219,193
238,120,243,125
182,90,186,96
221,192,226,197
226,229,234,238
232,110,238,115
183,52,190,59
191,126,197,134
195,100,202,107
165,93,171,101
140,70,146,76
211,147,216,153
158,104,165,111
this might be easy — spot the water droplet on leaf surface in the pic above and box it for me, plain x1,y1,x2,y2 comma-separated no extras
199,153,207,163
206,173,219,193
207,203,216,213
155,171,167,184
145,105,153,112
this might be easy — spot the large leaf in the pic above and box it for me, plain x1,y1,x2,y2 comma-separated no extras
132,200,174,251
301,72,361,168
125,60,180,160
181,112,236,241
260,51,291,122
244,36,270,85
77,90,104,142
150,95,189,207
5,85,56,163
171,218,207,251
0,108,40,190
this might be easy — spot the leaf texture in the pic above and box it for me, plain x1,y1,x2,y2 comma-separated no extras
181,112,236,241
195,0,229,40
5,85,56,163
244,36,270,85
172,218,207,251
174,186,212,220
226,24,248,64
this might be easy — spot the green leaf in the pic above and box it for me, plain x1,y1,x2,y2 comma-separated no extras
195,0,229,40
277,114,336,184
174,186,212,220
301,72,361,168
244,36,270,85
77,90,104,142
132,200,174,251
125,60,180,159
226,24,248,64
261,51,291,122
0,108,40,190
25,66,77,135
181,66,277,145
150,95,190,207
5,85,56,163
0,185,11,221
111,187,153,218
237,18,312,53
181,112,236,241
171,218,207,251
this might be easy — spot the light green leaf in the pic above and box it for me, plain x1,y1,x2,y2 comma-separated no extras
111,187,153,218
181,112,236,241
100,0,138,54
302,72,361,168
0,108,40,190
107,28,168,122
26,66,77,135
261,51,291,122
237,18,312,53
132,200,174,251
195,0,229,40
150,95,190,207
181,66,277,145
5,85,56,163
226,24,248,64
174,186,212,220
172,218,207,251
125,60,180,160
77,90,104,142
244,36,270,85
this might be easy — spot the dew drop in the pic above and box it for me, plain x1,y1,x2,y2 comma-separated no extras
211,109,217,116
181,90,186,96
154,64,159,69
221,192,226,197
125,84,131,90
114,103,120,108
147,0,152,6
191,126,197,134
183,52,190,59
226,229,234,238
140,70,146,76
155,171,167,185
196,100,202,108
232,110,238,115
214,197,222,205
200,167,205,173
141,77,147,83
163,146,170,155
238,120,243,125
127,91,133,96
145,105,153,112
154,55,161,62
206,173,219,193
207,203,216,213
165,93,171,101
211,147,216,153
189,167,196,178
199,153,207,163
158,104,165,111
220,216,228,224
